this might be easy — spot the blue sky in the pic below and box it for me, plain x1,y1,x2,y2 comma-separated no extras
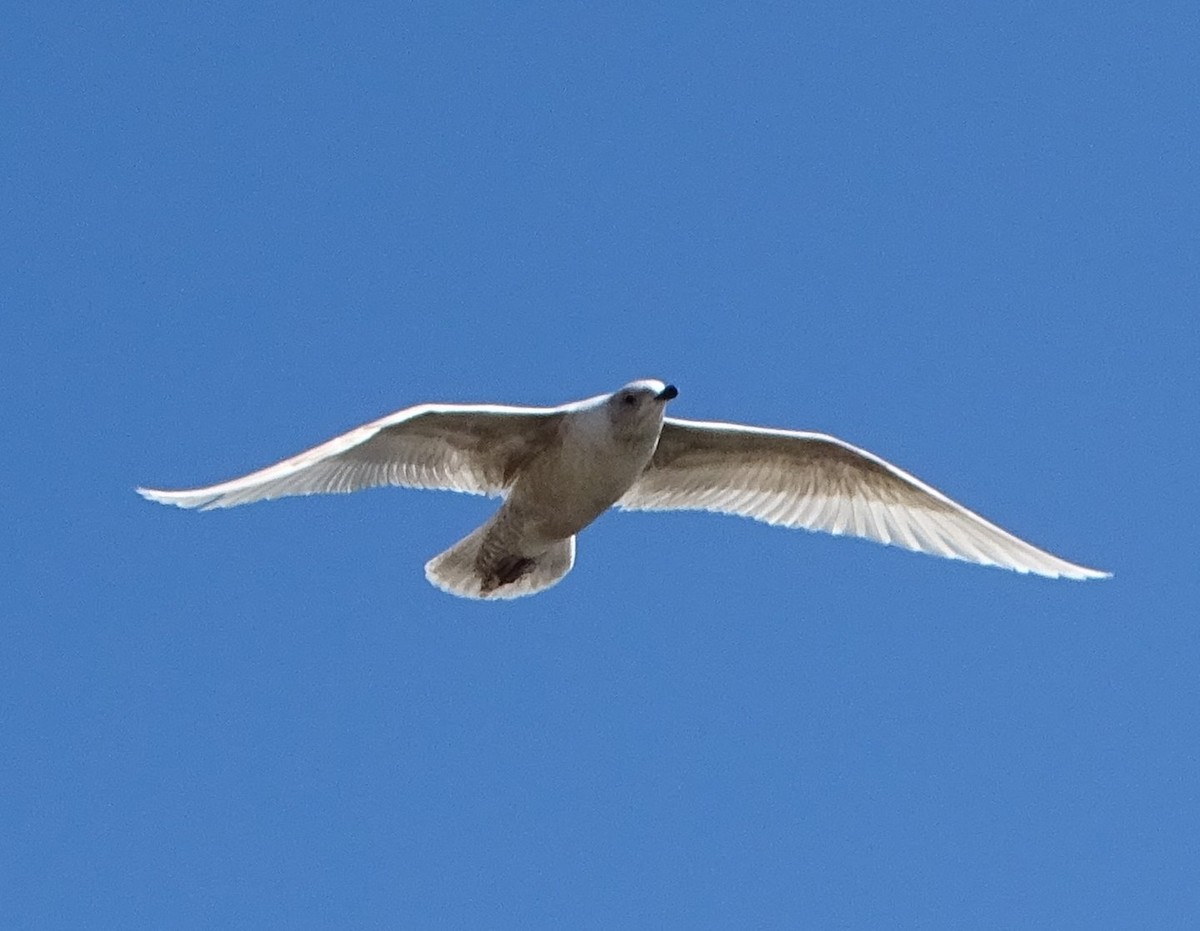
4,1,1197,927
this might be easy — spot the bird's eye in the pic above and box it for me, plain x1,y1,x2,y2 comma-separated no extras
622,394,636,406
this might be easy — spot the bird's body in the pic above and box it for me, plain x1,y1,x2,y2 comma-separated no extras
424,386,671,597
509,392,665,539
138,379,1110,598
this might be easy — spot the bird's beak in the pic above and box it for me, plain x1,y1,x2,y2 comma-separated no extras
655,384,679,402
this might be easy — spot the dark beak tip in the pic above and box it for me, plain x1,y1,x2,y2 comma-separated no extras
657,384,679,401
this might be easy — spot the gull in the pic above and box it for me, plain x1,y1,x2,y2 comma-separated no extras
137,379,1110,599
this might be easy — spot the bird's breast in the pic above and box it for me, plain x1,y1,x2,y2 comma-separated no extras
509,427,656,540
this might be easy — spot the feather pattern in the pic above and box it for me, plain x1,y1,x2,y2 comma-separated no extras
618,418,1109,580
136,403,564,510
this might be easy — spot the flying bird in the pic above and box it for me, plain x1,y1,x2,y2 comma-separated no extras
137,380,1110,598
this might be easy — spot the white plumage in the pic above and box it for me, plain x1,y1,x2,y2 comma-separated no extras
138,380,1110,597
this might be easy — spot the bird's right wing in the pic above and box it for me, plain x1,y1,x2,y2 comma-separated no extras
618,417,1109,580
137,403,565,510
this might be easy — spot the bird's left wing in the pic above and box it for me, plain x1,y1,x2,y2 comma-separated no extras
137,403,564,510
618,417,1109,580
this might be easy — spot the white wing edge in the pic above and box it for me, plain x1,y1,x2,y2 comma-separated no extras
622,417,1112,581
136,401,563,511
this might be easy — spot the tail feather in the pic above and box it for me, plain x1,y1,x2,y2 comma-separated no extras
425,526,576,600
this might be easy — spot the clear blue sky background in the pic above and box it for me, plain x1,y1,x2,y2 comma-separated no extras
4,2,1197,927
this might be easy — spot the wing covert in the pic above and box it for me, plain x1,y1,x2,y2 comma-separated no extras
137,403,563,510
618,418,1109,580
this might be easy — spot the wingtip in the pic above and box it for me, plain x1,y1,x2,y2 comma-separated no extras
135,485,207,509
1057,564,1112,581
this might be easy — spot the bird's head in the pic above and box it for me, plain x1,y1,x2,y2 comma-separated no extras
605,379,678,439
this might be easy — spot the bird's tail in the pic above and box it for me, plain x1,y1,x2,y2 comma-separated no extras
424,525,576,600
